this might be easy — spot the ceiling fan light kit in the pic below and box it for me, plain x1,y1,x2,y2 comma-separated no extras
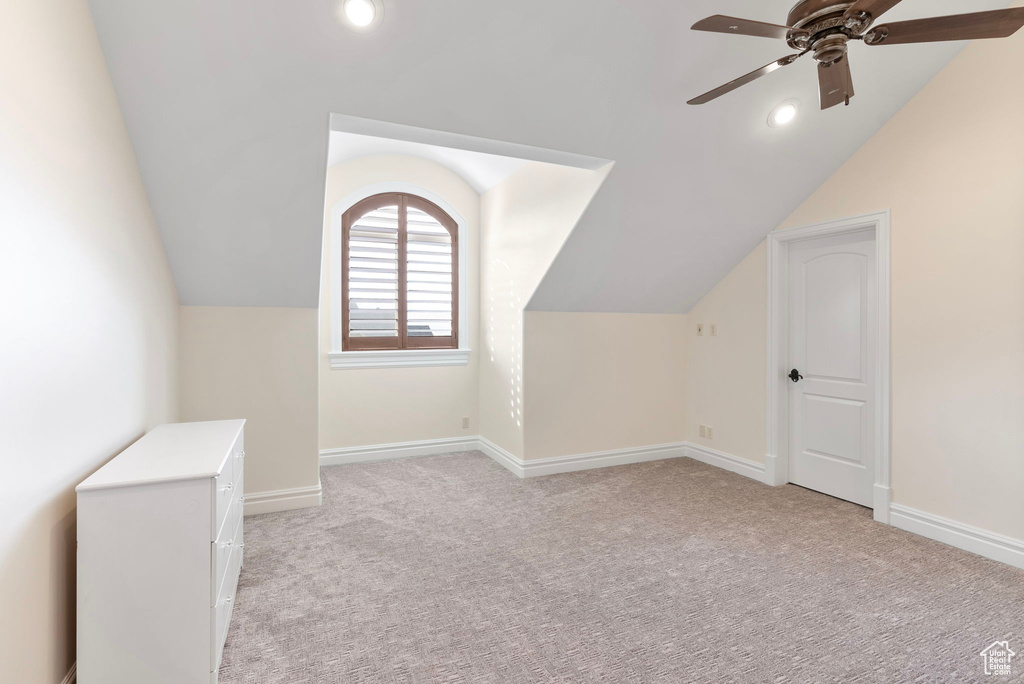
688,1,1024,110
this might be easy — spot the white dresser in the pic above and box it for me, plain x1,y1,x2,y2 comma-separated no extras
77,419,246,684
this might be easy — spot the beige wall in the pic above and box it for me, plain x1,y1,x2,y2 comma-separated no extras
684,243,767,463
318,156,480,449
524,312,687,460
180,307,319,495
686,27,1024,540
0,1,180,681
480,162,612,457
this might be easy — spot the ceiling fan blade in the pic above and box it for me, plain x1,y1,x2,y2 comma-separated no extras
691,15,798,40
844,0,904,22
688,54,804,106
818,55,855,110
867,8,1024,45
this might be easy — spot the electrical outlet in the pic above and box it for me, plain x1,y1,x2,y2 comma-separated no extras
707,426,714,440
710,324,717,337
699,425,706,438
696,324,704,336
462,417,470,429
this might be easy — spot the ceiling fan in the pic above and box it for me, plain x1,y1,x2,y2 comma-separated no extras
687,0,1024,110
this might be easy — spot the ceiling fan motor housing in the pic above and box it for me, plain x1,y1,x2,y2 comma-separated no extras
787,1,863,62
813,35,850,64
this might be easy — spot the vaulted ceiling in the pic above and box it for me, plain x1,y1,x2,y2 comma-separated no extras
86,0,1006,310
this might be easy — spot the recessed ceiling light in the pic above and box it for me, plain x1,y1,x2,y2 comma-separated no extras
341,0,382,30
768,100,799,128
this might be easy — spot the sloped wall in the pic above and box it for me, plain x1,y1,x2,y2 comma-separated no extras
0,1,179,680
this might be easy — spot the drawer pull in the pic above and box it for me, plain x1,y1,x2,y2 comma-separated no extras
237,450,246,459
240,496,246,503
220,540,233,549
220,482,233,493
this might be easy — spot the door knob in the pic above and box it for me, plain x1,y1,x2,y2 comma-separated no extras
789,368,804,383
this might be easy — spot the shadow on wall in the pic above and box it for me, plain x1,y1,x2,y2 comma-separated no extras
478,160,614,459
482,257,523,431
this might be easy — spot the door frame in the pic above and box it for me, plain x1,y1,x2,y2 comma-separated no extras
765,210,891,524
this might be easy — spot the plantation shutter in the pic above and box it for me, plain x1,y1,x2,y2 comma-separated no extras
342,193,458,351
345,199,400,347
405,196,456,346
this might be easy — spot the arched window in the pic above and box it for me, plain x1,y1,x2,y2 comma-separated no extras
342,192,458,351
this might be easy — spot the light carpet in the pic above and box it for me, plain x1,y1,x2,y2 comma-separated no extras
219,451,1024,683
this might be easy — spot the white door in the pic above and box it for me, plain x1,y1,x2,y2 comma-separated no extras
787,230,876,507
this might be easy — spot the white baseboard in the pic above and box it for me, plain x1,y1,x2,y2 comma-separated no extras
476,437,525,478
685,443,768,484
889,504,1024,571
323,437,758,482
522,442,689,478
244,482,323,516
320,437,480,467
61,662,76,684
323,436,689,479
477,439,689,479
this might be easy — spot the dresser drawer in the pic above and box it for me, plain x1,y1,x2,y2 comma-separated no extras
231,443,246,486
213,438,244,537
234,477,244,563
213,470,236,537
212,541,243,672
233,456,244,508
212,497,243,604
218,519,243,604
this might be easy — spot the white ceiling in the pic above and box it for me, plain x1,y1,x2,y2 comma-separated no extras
327,130,528,193
85,0,1009,310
